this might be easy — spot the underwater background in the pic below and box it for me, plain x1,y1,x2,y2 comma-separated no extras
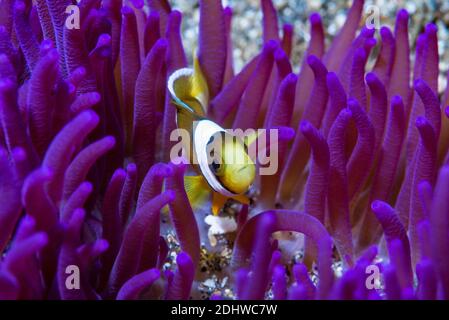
1,0,449,300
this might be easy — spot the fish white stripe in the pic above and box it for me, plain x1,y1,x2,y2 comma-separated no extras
194,120,236,197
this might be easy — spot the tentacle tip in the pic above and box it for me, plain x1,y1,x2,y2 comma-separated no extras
11,147,26,162
121,5,134,16
224,6,233,16
176,251,193,268
365,72,377,85
361,26,376,38
126,162,137,173
310,12,322,25
165,190,176,202
14,0,26,11
391,95,403,106
130,0,144,9
283,23,293,33
425,23,438,35
285,73,298,83
274,48,287,61
397,9,409,21
264,39,279,53
169,10,182,21
380,26,392,38
415,115,428,129
299,120,313,134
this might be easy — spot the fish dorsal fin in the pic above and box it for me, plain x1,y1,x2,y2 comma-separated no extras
167,55,209,116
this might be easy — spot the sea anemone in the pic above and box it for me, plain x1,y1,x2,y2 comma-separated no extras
1,0,449,300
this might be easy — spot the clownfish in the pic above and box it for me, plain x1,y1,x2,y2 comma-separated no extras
167,56,256,215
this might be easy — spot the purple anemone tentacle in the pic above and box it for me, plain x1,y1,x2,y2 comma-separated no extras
371,200,413,289
372,26,395,87
116,268,161,300
166,161,201,266
326,109,354,265
120,6,141,151
233,40,277,130
261,0,279,43
231,210,333,299
429,165,449,299
346,98,375,200
209,55,259,124
62,136,115,204
132,38,167,183
108,191,174,298
42,110,99,205
279,55,328,205
293,13,324,126
198,0,226,98
119,163,138,227
323,0,364,72
166,252,195,300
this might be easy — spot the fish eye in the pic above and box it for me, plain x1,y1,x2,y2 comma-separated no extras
211,161,222,174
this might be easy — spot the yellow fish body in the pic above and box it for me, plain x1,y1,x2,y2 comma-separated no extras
167,56,255,215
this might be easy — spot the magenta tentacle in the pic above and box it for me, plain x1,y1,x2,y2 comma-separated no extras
108,191,174,297
272,265,287,300
293,13,324,125
166,161,200,266
366,72,388,155
161,10,187,161
409,116,437,264
100,168,126,286
42,110,99,205
231,210,333,299
132,39,167,182
416,259,437,300
430,166,449,299
61,181,93,223
209,55,259,124
62,136,115,203
119,163,137,227
326,109,354,265
13,1,40,71
292,263,316,300
322,72,347,138
359,96,405,248
116,268,160,300
346,98,375,200
233,40,277,130
137,162,172,210
323,0,364,72
222,7,234,85
281,24,293,58
388,9,410,113
279,55,328,204
373,27,395,87
166,252,195,300
371,200,412,288
302,121,329,224
120,6,141,150
0,147,22,251
198,0,226,98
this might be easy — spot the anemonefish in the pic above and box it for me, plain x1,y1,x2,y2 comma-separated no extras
167,56,256,215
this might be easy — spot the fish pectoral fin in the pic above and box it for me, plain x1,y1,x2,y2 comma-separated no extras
184,175,211,211
231,194,250,205
212,192,228,216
